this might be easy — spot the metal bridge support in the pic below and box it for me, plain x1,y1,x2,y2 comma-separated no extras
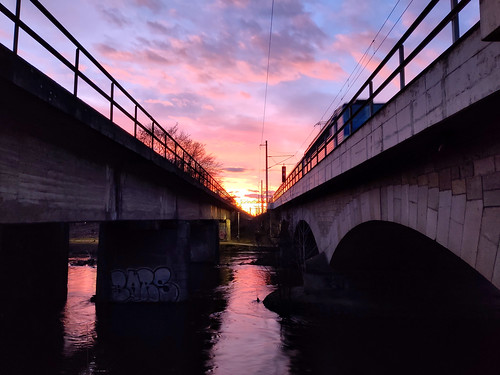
97,219,220,304
0,223,69,312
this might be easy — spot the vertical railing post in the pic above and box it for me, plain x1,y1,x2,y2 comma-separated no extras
109,82,114,122
151,121,155,150
399,44,405,89
134,105,138,138
450,0,460,43
334,120,338,148
369,80,374,116
73,48,80,96
13,0,21,54
348,106,352,135
164,133,167,158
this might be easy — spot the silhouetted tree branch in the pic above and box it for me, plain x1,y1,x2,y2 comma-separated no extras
137,122,223,178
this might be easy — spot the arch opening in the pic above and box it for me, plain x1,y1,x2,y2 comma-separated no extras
277,220,320,288
293,220,319,271
330,221,500,315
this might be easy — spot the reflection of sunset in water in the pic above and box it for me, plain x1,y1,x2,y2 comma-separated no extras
62,262,97,356
209,263,289,375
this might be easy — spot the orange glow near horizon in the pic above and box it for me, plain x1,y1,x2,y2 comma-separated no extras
224,176,280,215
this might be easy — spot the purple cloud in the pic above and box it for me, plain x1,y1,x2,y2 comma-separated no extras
223,167,247,173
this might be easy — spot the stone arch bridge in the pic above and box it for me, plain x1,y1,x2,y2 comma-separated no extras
270,17,500,291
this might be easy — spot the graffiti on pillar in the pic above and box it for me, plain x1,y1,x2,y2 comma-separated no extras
110,267,180,302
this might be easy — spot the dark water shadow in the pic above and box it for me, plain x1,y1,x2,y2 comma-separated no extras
0,303,65,375
279,315,500,375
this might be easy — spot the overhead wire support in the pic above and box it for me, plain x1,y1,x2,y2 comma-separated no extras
258,0,275,212
260,0,275,144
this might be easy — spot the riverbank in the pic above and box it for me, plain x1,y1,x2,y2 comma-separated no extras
69,222,99,256
263,286,500,319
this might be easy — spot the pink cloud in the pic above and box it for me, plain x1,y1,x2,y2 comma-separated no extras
291,59,345,81
333,32,369,51
0,28,11,40
95,44,135,62
133,0,163,11
101,64,156,87
214,0,251,9
145,99,174,107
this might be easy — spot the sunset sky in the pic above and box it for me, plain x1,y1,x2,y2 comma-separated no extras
0,0,479,214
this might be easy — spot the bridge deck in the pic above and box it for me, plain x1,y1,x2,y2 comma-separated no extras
272,24,500,208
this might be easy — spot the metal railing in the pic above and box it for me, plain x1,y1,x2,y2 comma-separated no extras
0,0,234,204
272,0,474,203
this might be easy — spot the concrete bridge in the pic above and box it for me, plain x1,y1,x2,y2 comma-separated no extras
0,0,242,311
0,43,235,224
270,1,500,293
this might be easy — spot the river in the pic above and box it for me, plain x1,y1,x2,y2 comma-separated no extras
2,243,500,374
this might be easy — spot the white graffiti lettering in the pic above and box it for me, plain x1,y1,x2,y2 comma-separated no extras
110,267,179,302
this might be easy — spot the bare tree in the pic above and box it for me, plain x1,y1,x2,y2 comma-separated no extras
168,123,223,177
136,122,223,178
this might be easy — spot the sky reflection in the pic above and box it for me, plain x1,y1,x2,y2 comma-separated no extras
209,265,289,375
62,263,97,357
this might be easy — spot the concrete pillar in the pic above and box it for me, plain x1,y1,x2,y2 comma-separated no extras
189,220,219,263
187,220,220,298
0,223,69,313
303,252,345,293
218,219,231,241
225,219,231,241
97,220,191,303
480,0,500,41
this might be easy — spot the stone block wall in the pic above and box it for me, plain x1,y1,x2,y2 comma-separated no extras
279,111,500,289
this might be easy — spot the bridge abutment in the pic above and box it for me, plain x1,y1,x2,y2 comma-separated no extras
189,220,219,263
96,219,219,304
0,222,69,312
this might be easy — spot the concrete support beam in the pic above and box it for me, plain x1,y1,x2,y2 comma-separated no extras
0,223,69,312
480,0,500,41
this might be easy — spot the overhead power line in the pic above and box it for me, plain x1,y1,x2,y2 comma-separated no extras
345,0,415,107
287,0,414,167
319,0,404,122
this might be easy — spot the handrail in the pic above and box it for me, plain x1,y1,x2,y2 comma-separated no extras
0,0,234,205
272,0,473,203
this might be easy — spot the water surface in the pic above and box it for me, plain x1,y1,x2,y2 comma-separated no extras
2,245,500,374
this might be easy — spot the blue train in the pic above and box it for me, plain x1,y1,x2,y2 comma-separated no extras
303,99,384,162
